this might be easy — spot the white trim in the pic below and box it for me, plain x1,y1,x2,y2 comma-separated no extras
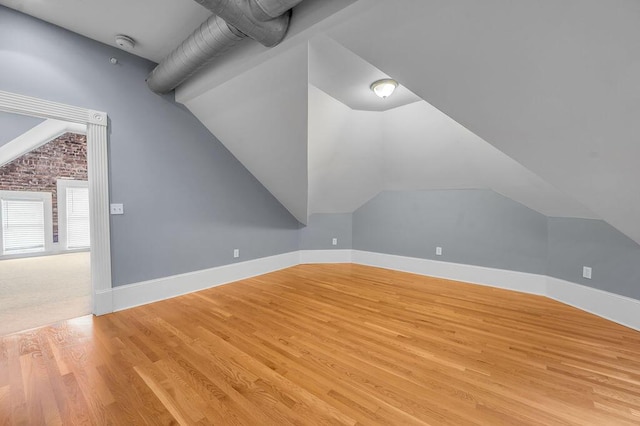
351,250,547,295
350,250,638,332
546,276,640,332
98,248,639,331
0,190,54,254
0,90,112,315
0,119,86,167
110,251,299,312
299,249,352,264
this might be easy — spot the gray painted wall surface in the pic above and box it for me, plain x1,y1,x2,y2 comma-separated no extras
0,112,44,148
0,6,300,286
353,190,548,275
299,213,352,250
547,218,640,300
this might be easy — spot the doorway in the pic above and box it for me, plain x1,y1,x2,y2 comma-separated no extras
0,89,113,329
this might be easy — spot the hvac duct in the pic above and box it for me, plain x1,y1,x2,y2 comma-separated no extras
147,0,304,94
193,0,292,47
250,0,304,21
146,15,245,94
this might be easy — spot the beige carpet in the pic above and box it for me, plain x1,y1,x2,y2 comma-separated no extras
0,252,91,336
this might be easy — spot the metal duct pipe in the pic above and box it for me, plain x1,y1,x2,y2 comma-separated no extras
249,0,304,21
147,0,303,94
193,0,290,47
146,15,245,94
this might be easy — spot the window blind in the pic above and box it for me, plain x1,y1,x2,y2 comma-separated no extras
1,199,46,254
66,186,90,249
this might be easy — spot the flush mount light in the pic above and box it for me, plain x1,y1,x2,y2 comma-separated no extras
115,35,136,50
370,78,398,99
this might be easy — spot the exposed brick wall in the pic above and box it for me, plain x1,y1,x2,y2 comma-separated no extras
0,133,87,243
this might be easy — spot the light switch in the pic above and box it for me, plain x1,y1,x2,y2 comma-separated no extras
582,266,592,279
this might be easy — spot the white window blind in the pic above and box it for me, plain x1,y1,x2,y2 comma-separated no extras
1,199,46,254
66,186,90,249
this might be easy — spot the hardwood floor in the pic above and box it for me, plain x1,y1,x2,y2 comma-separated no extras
1,263,640,425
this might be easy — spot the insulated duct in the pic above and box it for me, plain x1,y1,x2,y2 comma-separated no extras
146,15,245,94
147,0,304,94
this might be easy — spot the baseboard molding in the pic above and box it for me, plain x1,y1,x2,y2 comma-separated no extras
299,249,352,264
546,276,640,331
93,289,113,316
351,250,547,295
98,248,639,332
109,251,299,312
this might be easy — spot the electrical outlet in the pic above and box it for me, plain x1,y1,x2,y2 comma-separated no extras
436,246,443,256
332,238,338,246
233,249,239,258
582,266,592,279
110,203,124,215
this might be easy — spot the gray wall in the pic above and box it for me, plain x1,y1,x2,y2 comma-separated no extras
0,6,300,286
547,218,640,300
299,213,352,250
353,190,548,275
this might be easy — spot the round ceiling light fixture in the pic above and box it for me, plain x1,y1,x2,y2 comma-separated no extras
370,78,398,99
115,35,136,50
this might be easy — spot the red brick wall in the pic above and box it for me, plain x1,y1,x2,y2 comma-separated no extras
0,132,87,243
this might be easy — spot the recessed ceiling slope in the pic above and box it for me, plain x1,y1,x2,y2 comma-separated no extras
185,44,309,224
326,0,640,244
309,36,421,111
308,84,598,219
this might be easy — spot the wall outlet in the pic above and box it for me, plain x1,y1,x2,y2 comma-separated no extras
332,238,338,246
110,203,124,215
233,249,239,258
582,266,592,279
436,246,443,256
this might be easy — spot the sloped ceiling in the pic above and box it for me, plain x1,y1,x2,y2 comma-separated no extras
186,44,309,224
323,0,640,242
182,11,598,224
180,0,640,245
10,0,633,240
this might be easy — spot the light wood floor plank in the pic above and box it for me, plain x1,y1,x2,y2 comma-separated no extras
1,263,640,425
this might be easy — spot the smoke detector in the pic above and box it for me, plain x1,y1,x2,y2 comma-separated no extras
115,35,136,50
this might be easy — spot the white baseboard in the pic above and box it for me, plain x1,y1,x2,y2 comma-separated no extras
109,251,299,312
546,276,640,331
351,250,547,295
98,248,639,332
299,249,352,264
93,289,113,316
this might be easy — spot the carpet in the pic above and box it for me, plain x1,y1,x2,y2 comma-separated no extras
0,252,91,335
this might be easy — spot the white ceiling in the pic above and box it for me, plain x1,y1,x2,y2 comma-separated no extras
308,85,597,218
0,0,209,62
309,36,422,112
186,44,310,224
323,0,640,244
8,0,639,243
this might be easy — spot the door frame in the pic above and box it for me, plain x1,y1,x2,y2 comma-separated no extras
0,90,113,314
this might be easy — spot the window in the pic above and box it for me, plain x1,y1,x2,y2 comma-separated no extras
57,180,90,250
66,186,90,248
0,191,53,255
